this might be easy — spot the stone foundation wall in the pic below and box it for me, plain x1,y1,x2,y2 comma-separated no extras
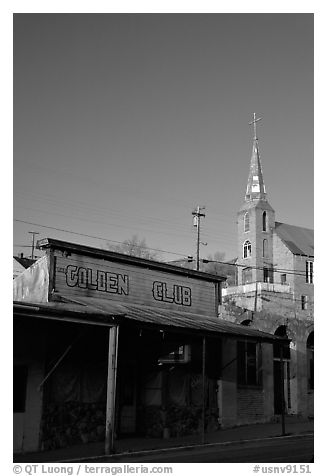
41,402,106,451
138,405,219,438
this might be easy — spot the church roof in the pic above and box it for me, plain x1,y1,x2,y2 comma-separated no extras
275,222,314,257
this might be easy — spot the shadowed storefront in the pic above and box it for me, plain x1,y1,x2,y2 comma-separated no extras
13,238,288,457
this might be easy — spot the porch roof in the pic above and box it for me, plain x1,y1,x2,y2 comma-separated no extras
14,297,288,343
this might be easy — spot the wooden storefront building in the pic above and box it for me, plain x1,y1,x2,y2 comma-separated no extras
13,238,287,455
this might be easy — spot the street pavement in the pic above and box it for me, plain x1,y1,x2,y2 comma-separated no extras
13,416,313,463
103,435,313,463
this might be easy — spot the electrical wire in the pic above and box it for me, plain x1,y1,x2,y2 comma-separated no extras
14,160,239,224
14,195,236,241
14,204,200,241
14,200,239,253
202,259,311,278
13,219,191,258
14,219,314,280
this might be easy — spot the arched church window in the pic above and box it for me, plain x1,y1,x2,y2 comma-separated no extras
244,212,249,232
243,240,252,258
263,239,267,257
262,211,267,231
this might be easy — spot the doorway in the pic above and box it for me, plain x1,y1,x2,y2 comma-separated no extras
273,326,291,415
117,363,137,434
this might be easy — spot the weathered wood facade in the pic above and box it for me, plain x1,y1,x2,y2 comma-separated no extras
13,238,287,456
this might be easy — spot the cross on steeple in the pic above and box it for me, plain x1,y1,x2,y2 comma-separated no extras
248,112,262,140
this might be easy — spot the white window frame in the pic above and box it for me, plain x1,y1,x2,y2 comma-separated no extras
306,261,314,284
301,295,308,310
243,240,252,259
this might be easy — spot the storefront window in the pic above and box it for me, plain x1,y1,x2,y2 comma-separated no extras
237,341,259,386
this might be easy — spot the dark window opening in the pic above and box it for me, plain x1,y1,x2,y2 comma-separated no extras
273,326,290,360
241,319,252,326
281,274,287,284
307,332,314,390
237,341,260,386
13,365,28,413
301,295,308,310
263,267,274,283
262,211,267,231
263,267,269,282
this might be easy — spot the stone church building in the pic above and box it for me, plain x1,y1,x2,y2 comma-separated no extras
222,115,314,418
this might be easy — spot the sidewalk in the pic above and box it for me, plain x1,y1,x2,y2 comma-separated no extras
13,416,314,463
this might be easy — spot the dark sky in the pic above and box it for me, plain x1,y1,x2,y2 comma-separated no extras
13,13,313,260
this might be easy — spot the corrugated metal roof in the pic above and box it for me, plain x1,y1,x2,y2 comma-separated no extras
58,296,286,342
13,299,125,327
14,296,288,341
275,222,314,257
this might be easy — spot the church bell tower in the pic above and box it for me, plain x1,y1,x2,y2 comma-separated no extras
237,114,275,285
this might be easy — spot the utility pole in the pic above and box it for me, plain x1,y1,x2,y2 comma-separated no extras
28,231,39,259
192,206,206,271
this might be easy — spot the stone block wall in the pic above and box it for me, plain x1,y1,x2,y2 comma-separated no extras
272,233,295,287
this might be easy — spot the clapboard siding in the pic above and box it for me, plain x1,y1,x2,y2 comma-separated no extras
53,252,218,316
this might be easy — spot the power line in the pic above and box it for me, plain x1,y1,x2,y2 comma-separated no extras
13,244,33,248
14,161,240,224
201,259,311,278
13,219,191,259
14,219,314,279
224,289,313,307
14,188,243,236
14,200,237,243
14,204,204,242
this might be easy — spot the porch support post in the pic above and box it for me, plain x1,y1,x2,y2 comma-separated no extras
105,325,119,455
201,335,206,444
